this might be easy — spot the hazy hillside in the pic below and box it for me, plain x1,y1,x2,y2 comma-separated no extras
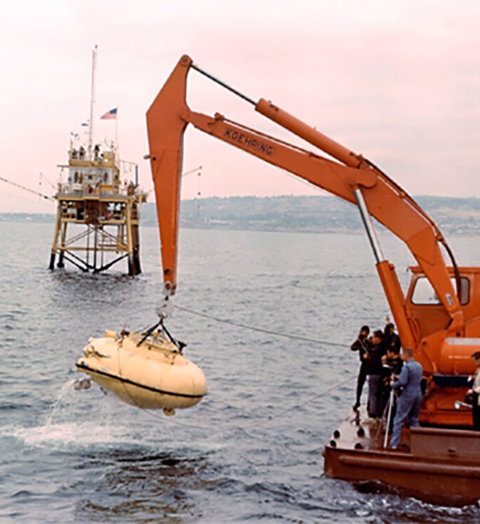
3,195,480,236
141,195,480,235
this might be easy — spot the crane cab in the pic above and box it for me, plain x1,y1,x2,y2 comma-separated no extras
406,266,480,425
406,266,480,339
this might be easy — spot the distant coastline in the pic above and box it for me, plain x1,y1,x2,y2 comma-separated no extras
3,195,480,235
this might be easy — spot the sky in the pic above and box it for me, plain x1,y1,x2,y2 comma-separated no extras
1,0,480,213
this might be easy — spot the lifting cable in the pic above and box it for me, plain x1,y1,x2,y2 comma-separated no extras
85,307,353,432
126,372,356,434
173,303,350,349
104,313,353,432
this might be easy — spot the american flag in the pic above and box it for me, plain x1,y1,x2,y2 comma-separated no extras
100,108,117,120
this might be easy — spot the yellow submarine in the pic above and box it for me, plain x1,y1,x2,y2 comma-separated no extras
76,324,207,415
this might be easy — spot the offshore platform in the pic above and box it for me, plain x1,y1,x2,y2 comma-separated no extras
48,47,147,276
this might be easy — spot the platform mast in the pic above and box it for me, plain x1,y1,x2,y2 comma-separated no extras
48,47,146,275
88,45,97,162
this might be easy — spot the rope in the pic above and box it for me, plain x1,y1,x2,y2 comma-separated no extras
91,308,353,433
224,373,354,433
173,303,350,348
131,372,356,434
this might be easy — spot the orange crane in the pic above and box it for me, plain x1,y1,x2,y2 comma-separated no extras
146,55,479,428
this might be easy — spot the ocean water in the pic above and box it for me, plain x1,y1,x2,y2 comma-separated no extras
1,220,480,523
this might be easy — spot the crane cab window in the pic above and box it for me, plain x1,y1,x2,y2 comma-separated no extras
411,277,470,306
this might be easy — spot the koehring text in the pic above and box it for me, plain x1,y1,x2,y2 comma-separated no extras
224,128,275,156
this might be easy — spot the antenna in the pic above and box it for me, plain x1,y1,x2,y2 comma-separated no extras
88,45,98,160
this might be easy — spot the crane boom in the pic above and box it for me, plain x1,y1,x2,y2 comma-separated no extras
146,55,463,340
147,55,480,426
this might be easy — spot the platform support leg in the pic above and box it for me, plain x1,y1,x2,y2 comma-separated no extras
49,204,63,270
57,221,68,268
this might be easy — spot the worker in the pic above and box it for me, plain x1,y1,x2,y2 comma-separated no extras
365,330,387,420
389,348,423,449
351,325,371,411
384,322,401,354
380,347,403,428
384,347,403,377
467,351,480,430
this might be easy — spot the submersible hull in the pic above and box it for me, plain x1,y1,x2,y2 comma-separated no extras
76,330,207,412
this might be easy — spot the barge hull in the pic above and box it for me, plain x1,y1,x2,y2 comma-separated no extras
323,410,480,505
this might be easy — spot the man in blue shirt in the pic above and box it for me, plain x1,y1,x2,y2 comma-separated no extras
389,348,423,449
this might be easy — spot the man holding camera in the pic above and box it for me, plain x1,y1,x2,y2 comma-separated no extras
467,351,480,430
